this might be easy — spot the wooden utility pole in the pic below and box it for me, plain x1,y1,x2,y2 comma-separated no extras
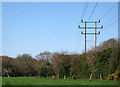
95,22,97,51
78,20,103,53
85,22,86,53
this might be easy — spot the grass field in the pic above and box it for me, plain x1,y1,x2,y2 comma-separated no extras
2,77,120,85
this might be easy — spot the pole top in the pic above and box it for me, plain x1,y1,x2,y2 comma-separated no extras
81,20,101,23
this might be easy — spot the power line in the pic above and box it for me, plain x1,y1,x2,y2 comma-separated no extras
100,2,117,20
88,0,99,21
104,16,119,28
81,0,89,20
77,0,89,53
103,14,120,27
88,0,100,43
102,14,118,25
75,30,81,53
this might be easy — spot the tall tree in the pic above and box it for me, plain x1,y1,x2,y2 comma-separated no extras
16,54,38,76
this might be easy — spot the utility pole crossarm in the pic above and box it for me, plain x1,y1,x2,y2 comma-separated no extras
81,20,100,23
81,31,100,35
78,25,103,29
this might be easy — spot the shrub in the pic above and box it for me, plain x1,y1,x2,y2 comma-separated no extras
106,74,114,80
107,70,120,81
72,75,77,79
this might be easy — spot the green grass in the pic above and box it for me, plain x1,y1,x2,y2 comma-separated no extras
2,77,120,85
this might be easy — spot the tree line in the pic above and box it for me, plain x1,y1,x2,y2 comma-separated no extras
1,38,120,80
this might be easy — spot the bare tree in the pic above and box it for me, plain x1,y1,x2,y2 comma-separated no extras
36,51,52,62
